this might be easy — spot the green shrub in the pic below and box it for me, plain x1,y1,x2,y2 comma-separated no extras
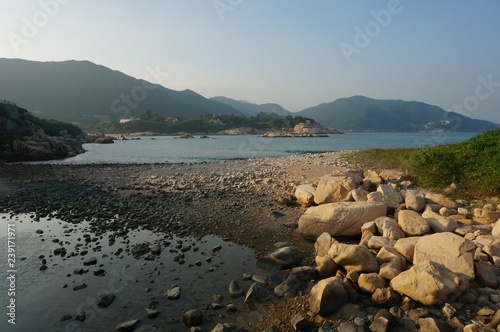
345,129,500,198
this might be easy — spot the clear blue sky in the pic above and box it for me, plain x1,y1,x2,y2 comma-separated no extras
1,0,500,123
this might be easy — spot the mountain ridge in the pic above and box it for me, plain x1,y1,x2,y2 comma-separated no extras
0,58,242,125
210,96,292,118
1,59,498,132
297,95,499,132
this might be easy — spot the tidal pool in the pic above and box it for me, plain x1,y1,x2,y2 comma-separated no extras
0,213,259,331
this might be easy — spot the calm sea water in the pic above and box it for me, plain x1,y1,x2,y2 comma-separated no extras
47,132,478,164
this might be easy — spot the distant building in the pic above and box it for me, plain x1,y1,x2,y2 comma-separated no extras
119,117,138,123
165,117,178,122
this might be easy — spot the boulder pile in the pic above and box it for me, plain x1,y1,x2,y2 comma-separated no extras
262,169,500,331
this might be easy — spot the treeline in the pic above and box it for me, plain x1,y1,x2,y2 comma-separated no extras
95,112,315,134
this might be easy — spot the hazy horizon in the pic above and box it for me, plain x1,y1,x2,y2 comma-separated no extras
1,1,499,122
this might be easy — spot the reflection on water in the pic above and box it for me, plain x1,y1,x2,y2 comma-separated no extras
0,213,257,331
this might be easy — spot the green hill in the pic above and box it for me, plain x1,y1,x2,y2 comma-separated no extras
210,96,292,118
0,58,241,125
298,95,499,132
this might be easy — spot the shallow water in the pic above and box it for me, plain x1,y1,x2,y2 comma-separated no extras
0,213,258,331
39,132,477,164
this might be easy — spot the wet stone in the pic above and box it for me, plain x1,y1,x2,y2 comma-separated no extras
165,286,181,300
116,319,141,331
83,257,97,266
75,310,86,322
73,283,88,291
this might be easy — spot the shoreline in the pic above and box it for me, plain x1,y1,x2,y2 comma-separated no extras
0,152,351,254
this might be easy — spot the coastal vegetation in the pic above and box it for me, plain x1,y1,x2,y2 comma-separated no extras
344,129,500,198
92,112,321,134
0,103,83,144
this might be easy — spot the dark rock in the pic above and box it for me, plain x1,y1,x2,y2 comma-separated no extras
73,283,87,291
229,280,244,298
96,290,116,308
145,308,159,319
182,309,203,327
165,286,181,300
59,314,72,322
244,283,271,304
291,313,310,331
83,257,97,266
75,310,86,322
116,319,141,331
131,243,151,257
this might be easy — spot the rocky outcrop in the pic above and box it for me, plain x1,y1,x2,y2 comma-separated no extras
262,120,342,137
0,102,87,161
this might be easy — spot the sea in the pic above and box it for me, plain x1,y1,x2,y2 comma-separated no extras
45,132,477,164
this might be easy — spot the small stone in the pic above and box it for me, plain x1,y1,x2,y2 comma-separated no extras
165,286,181,300
291,313,310,331
229,280,244,298
244,283,271,304
182,309,203,327
251,274,268,285
75,310,86,322
146,307,159,319
73,283,88,291
59,314,72,322
226,304,237,313
96,290,116,308
83,257,97,266
211,303,224,310
442,303,456,319
93,268,105,276
212,245,222,252
116,319,141,331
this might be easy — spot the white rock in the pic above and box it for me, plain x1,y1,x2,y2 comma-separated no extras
414,232,476,280
298,202,387,240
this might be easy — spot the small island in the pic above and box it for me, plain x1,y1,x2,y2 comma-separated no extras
261,120,342,137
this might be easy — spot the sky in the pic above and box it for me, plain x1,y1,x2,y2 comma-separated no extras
1,0,500,123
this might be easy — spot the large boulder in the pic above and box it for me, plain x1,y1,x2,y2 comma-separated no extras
294,184,316,206
492,219,500,237
390,261,469,306
394,237,419,262
314,175,357,204
422,209,459,233
397,210,430,236
405,192,426,212
376,246,406,280
377,184,403,209
473,208,500,224
298,202,387,240
358,273,386,293
328,242,379,273
366,170,383,186
375,216,405,240
315,232,334,257
425,193,458,209
309,276,348,315
413,233,476,280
